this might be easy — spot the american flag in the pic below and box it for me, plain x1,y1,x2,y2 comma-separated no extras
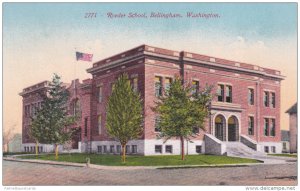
76,51,93,62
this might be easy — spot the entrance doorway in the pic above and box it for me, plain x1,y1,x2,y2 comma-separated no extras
228,116,239,141
215,115,225,141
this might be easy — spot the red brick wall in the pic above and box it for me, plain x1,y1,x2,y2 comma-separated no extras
21,45,283,145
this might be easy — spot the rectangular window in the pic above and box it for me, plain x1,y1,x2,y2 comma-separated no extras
217,84,224,102
270,119,276,136
154,116,161,132
165,78,172,94
97,146,102,153
264,91,269,107
193,127,199,134
196,146,202,153
98,86,103,103
84,117,88,137
31,104,35,116
191,80,199,95
248,116,254,135
248,88,254,105
126,145,130,154
98,115,102,135
30,104,34,116
24,106,26,117
271,92,275,108
110,145,115,153
116,145,121,153
283,142,287,150
271,146,276,153
155,145,162,153
132,145,137,154
24,147,26,152
155,76,162,97
103,145,107,153
264,146,269,153
165,145,173,153
132,77,138,92
225,85,232,103
264,118,269,136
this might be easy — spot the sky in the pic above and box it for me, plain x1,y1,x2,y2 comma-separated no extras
3,2,297,133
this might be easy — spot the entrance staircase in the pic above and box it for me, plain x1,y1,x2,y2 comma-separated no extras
225,142,293,164
225,142,266,159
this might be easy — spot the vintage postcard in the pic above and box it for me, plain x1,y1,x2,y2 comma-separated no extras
2,2,298,190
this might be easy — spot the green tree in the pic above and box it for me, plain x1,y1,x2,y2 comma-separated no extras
152,76,213,160
30,74,76,159
106,73,143,163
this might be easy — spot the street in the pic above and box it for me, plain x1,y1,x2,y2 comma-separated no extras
2,160,297,186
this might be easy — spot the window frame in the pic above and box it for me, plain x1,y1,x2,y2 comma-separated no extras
248,88,254,105
165,145,173,153
155,145,162,153
103,145,107,153
196,145,202,154
154,116,161,132
270,118,276,136
271,92,276,108
116,145,121,153
264,146,269,153
264,91,269,107
248,116,254,135
191,80,199,95
132,77,138,92
217,84,224,102
98,86,103,103
225,85,232,103
264,118,269,136
97,146,102,153
155,76,163,97
164,77,172,95
131,145,137,154
98,115,102,135
84,117,88,137
110,145,115,153
126,145,130,154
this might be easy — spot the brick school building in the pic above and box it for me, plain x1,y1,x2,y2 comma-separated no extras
20,45,284,155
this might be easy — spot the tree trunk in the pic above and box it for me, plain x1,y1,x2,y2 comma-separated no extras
180,136,185,160
35,141,39,156
121,144,126,163
7,144,9,153
55,144,59,160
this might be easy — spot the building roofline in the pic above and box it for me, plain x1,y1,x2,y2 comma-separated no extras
286,103,297,114
87,44,284,80
19,80,50,96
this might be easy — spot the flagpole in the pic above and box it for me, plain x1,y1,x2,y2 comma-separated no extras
74,48,77,95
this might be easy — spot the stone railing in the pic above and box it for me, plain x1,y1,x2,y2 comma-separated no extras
204,134,226,155
240,135,257,150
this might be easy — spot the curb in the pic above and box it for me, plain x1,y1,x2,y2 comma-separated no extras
3,157,85,168
3,156,296,170
3,157,261,170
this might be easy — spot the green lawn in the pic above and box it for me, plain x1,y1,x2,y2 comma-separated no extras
268,154,297,158
18,153,260,166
